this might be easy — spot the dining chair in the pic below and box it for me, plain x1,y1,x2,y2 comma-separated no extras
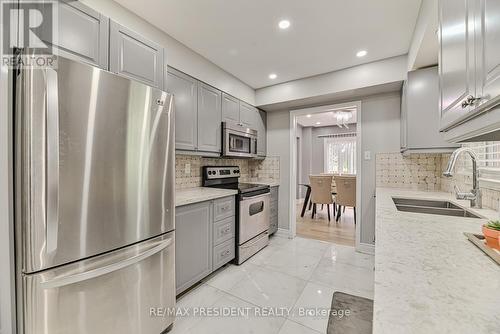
309,175,335,222
334,175,356,224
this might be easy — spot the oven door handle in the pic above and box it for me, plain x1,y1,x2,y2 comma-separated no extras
240,192,270,200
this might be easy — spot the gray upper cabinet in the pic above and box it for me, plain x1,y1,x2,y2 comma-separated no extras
222,93,240,123
402,67,459,152
440,0,500,141
239,101,255,126
39,1,109,68
257,110,267,156
110,21,164,89
475,0,500,109
439,0,475,131
197,83,222,153
400,81,408,151
167,68,198,151
175,202,212,295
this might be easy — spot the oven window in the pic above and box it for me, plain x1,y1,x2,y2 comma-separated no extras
249,201,264,216
229,134,251,153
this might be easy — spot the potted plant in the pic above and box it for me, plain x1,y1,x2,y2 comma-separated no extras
482,221,500,250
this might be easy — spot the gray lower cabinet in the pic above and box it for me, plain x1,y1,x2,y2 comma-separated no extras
175,196,235,295
109,21,165,89
175,201,212,295
167,68,198,151
269,186,279,235
39,0,109,68
197,83,222,153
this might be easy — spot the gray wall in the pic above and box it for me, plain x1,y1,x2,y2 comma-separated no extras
267,110,291,230
359,93,401,244
267,92,400,246
306,125,358,175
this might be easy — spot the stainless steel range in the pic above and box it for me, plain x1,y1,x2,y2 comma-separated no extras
202,166,270,264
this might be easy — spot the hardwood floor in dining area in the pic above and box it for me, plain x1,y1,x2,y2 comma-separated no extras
296,200,356,246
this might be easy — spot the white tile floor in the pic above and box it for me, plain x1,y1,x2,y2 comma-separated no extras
170,236,375,334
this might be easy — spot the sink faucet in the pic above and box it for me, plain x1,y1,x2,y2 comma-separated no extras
443,147,482,208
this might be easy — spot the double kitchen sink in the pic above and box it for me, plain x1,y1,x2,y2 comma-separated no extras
392,197,482,219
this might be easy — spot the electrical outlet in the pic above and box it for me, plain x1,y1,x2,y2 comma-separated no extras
364,151,371,160
184,163,191,175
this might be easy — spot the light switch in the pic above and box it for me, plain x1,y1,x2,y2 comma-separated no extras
184,163,191,175
364,151,371,160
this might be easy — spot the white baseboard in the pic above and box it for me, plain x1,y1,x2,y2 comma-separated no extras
357,242,375,255
273,228,292,239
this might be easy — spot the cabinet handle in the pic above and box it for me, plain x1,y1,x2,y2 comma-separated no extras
461,95,481,108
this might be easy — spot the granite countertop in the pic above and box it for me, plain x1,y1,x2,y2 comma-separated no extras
374,188,500,334
175,187,238,207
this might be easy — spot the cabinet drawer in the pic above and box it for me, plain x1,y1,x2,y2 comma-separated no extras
270,203,278,218
213,216,235,246
213,238,235,270
270,186,279,200
213,197,235,221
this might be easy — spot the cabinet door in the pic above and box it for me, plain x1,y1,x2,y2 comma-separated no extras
407,67,458,150
439,0,476,130
257,110,267,156
476,0,500,107
39,0,109,68
197,83,222,153
110,21,164,89
239,101,256,127
400,81,408,150
222,93,240,123
175,202,212,294
166,68,198,151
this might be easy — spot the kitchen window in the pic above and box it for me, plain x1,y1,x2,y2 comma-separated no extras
459,142,500,190
323,133,357,174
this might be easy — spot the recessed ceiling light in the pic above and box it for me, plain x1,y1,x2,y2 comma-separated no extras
278,20,291,30
356,50,367,58
316,122,321,125
306,114,312,118
269,73,277,80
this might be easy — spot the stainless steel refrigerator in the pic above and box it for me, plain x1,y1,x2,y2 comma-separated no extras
14,50,176,334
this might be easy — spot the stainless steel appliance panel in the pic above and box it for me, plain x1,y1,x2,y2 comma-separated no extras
222,122,257,158
239,193,270,244
237,232,269,265
16,56,175,273
22,232,175,334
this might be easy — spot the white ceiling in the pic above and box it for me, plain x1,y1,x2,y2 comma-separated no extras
114,0,423,89
297,108,357,127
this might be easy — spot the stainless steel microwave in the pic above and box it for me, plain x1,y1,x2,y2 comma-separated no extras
222,122,258,158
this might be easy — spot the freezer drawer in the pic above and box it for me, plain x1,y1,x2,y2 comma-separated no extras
20,232,175,334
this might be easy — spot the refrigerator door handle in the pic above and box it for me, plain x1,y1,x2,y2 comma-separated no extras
46,68,60,253
40,237,173,289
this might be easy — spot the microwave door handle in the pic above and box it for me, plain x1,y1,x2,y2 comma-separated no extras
46,69,59,254
40,237,173,289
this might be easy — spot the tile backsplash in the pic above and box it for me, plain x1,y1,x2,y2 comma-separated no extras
376,153,442,191
377,151,500,210
175,155,280,189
